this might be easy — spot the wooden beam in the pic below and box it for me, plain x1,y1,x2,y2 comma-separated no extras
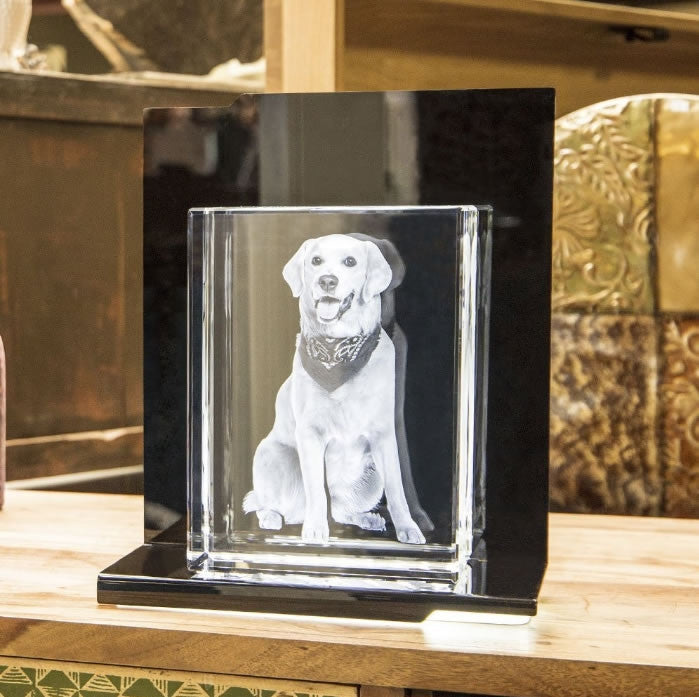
265,0,345,92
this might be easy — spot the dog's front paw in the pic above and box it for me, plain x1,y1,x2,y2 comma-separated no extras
257,509,282,529
301,520,329,544
396,520,426,544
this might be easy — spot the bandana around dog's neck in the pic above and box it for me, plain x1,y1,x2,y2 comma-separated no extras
299,326,381,392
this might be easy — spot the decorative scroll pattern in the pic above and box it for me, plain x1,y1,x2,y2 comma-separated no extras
549,314,660,515
553,98,655,313
661,319,699,517
0,661,351,697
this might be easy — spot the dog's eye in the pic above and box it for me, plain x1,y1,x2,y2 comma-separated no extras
343,256,357,267
311,256,323,266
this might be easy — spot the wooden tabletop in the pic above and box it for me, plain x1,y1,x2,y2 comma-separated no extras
0,490,697,697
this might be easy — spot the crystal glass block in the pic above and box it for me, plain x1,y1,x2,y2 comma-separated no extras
187,206,491,595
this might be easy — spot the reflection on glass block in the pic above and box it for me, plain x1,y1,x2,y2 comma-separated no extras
187,206,491,594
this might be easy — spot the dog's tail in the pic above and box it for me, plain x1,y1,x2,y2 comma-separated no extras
243,490,260,513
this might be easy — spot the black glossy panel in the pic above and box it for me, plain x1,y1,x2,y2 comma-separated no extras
114,89,553,617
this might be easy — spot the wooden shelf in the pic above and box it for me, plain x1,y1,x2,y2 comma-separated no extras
264,0,699,118
1,490,697,697
427,0,699,36
0,71,254,126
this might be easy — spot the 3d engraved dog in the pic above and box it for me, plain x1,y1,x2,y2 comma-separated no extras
244,234,426,544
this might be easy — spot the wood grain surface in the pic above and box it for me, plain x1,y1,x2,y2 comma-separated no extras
0,491,697,697
0,337,4,509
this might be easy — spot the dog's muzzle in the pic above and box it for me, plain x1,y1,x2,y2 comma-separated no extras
315,292,355,323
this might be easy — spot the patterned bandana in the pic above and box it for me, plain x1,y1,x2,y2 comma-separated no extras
299,326,382,392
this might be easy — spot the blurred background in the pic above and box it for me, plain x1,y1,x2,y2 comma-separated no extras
0,0,697,519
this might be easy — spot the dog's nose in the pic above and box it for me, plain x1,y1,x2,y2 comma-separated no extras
318,274,338,292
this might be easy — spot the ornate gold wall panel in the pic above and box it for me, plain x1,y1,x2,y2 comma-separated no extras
655,97,699,313
553,98,654,314
550,314,660,515
661,318,699,518
552,94,699,518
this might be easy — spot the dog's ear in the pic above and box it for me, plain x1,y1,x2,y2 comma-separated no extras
361,240,393,303
282,240,309,297
375,238,406,290
348,233,405,290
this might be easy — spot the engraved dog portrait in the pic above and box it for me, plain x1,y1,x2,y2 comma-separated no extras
244,233,432,544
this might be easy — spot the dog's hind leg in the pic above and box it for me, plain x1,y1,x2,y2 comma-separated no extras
245,437,305,528
243,488,283,531
243,491,282,530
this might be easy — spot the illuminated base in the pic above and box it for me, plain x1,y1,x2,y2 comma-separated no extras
98,539,544,621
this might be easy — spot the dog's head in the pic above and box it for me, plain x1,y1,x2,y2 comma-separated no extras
283,234,392,332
